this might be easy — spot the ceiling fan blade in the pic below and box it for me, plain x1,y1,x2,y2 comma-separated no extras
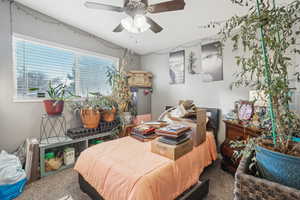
84,2,124,12
123,0,130,7
148,0,186,14
113,24,124,32
146,17,163,33
141,0,149,6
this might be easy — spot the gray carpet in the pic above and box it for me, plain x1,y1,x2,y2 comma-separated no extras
16,160,234,200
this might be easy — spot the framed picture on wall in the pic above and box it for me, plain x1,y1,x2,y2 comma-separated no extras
169,50,185,84
201,41,223,82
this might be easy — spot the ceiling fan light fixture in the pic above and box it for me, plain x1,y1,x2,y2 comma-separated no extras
121,17,134,31
85,0,187,34
133,14,147,28
121,16,150,34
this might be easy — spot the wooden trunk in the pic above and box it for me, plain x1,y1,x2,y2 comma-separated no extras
127,70,153,88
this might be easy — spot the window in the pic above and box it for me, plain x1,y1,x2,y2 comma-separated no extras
13,35,118,100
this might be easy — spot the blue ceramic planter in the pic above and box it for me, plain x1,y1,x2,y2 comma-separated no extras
292,137,300,142
256,143,300,190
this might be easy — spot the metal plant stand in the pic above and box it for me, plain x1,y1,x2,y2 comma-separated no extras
39,114,67,144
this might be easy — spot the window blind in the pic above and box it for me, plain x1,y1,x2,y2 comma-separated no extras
13,36,117,99
78,54,114,97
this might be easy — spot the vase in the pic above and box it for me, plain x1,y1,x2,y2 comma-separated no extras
123,112,132,124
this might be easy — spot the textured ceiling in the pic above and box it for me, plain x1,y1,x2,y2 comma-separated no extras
16,0,292,55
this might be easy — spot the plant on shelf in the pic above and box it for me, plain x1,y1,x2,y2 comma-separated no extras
69,95,101,129
29,81,74,115
89,92,119,122
221,0,300,189
69,92,121,128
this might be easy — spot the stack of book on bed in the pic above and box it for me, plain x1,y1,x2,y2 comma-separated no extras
151,124,193,160
155,124,191,145
131,125,157,142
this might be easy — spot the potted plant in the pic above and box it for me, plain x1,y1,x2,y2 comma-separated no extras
80,108,100,129
106,64,136,124
29,81,73,115
221,0,300,190
69,96,101,129
89,93,119,122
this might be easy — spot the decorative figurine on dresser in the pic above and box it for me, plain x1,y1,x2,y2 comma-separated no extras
221,93,271,174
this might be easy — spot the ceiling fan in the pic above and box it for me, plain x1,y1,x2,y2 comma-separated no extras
84,0,186,34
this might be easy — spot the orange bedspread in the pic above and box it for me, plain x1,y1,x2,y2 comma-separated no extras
74,132,217,200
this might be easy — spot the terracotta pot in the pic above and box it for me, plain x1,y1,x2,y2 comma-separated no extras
102,107,116,122
43,100,64,115
80,109,100,128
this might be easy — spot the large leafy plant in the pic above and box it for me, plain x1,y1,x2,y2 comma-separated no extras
106,51,135,115
221,0,300,154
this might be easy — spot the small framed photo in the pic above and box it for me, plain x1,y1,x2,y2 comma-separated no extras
238,101,254,121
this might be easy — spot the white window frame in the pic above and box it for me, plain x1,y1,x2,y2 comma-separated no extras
12,33,119,103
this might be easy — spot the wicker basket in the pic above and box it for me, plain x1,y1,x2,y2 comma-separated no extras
234,152,300,200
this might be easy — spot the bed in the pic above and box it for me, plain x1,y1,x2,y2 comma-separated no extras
75,108,220,200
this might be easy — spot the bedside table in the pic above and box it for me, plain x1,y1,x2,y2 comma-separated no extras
220,120,262,174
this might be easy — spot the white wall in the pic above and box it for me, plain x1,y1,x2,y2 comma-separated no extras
141,40,249,145
0,1,140,152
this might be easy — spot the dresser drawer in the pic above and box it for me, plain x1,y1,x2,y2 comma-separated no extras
221,120,262,174
226,127,245,140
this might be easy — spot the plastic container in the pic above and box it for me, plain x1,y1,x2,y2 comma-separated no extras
45,152,55,160
63,148,75,166
0,178,27,200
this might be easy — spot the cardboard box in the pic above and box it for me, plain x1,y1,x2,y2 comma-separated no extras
195,108,207,146
169,108,207,147
151,138,193,160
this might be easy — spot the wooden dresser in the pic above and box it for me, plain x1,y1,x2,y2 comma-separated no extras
221,120,262,174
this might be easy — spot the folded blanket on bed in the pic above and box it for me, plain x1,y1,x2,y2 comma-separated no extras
74,131,217,200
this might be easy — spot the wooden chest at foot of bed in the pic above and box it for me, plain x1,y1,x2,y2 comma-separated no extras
151,138,193,160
